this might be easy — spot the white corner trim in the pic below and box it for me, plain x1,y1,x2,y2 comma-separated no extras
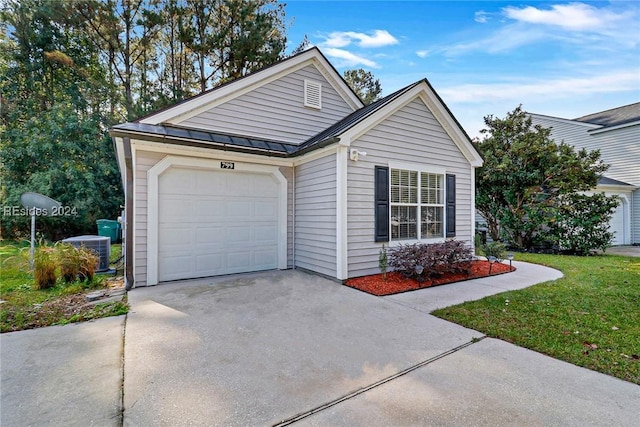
336,146,348,280
146,155,287,285
470,164,476,250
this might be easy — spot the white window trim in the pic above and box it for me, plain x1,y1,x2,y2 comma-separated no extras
388,162,447,247
146,155,287,285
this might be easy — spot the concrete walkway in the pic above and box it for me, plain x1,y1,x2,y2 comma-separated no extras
2,262,638,426
0,316,124,426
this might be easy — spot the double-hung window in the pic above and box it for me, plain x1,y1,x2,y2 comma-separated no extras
390,168,444,240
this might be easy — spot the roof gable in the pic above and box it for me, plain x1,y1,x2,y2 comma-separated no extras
138,47,363,126
330,79,483,167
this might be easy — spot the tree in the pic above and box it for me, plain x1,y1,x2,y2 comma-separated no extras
343,68,382,105
474,106,613,251
1,0,122,239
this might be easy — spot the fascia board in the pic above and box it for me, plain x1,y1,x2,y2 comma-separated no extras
129,139,293,167
589,120,640,134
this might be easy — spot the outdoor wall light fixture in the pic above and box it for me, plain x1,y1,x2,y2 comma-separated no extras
488,256,497,275
350,149,367,161
507,253,514,270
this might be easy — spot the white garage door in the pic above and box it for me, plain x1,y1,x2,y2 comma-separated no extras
609,200,625,246
158,167,280,282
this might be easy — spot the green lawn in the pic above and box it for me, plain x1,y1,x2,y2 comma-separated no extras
433,252,640,384
0,240,128,333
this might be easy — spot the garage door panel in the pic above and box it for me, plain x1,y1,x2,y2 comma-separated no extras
255,250,277,266
159,255,193,280
197,200,225,217
227,252,252,269
254,201,277,218
158,166,280,282
255,226,277,242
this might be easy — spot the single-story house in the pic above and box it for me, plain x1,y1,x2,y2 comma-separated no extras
111,47,483,287
530,104,639,245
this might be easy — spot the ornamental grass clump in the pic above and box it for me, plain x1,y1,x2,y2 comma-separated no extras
34,247,57,289
389,240,473,282
55,243,82,283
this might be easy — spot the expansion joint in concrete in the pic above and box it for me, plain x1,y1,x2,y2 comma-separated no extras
272,337,486,426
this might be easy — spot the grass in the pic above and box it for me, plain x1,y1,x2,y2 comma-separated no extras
1,240,128,333
433,252,640,384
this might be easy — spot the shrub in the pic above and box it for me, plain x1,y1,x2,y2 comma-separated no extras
482,241,507,261
389,240,473,282
543,193,618,255
34,248,57,289
78,247,99,282
55,243,82,283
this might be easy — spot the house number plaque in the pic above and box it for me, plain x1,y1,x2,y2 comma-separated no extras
220,162,235,170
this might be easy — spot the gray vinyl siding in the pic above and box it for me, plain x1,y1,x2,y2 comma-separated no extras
279,166,294,268
180,65,354,144
531,115,639,243
294,153,337,277
133,150,167,286
346,98,474,278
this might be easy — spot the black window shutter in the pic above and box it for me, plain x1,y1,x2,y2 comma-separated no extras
374,166,389,242
446,174,456,238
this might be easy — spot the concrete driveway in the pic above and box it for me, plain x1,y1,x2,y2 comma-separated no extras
123,263,640,426
2,261,638,426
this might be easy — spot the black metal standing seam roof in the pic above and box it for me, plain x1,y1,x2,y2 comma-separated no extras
574,102,640,128
109,122,299,156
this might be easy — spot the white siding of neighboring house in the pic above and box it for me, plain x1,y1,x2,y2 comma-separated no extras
531,115,639,244
346,98,474,278
294,153,337,277
180,65,355,144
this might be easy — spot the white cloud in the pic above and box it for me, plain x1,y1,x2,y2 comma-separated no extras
323,30,398,48
438,70,639,104
503,3,629,32
416,50,430,58
323,48,380,68
474,11,489,24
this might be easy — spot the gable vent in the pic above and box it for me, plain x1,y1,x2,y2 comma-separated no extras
304,80,322,109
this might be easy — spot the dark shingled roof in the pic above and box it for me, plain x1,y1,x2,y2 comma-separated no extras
574,102,640,128
598,176,634,187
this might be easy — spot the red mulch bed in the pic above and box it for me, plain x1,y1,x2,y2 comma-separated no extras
345,260,515,296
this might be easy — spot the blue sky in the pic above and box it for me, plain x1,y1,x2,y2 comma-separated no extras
285,0,640,138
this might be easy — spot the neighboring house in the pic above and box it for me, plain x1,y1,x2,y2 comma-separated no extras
530,103,640,245
110,48,483,287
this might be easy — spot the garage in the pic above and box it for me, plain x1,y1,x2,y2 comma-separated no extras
151,159,286,283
